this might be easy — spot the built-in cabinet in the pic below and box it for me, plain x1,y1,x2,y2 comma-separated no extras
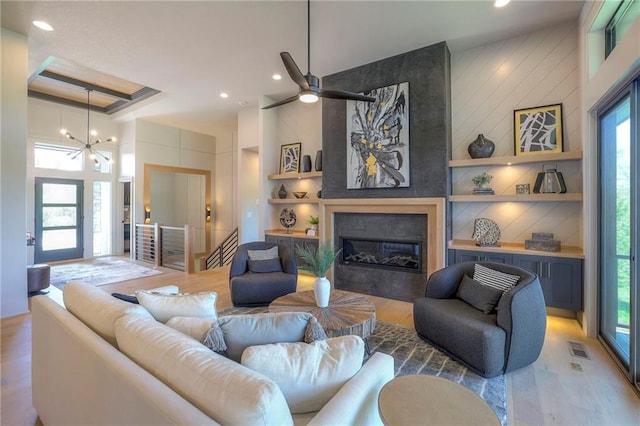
265,231,319,269
449,151,584,312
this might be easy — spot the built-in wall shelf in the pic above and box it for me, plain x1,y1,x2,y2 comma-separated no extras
449,151,583,168
448,239,584,259
449,193,582,202
265,229,319,240
267,171,322,180
268,198,321,204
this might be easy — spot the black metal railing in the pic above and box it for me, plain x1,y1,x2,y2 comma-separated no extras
205,227,239,270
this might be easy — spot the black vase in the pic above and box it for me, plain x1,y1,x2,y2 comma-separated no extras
467,134,495,159
301,155,312,173
314,150,323,171
278,184,287,199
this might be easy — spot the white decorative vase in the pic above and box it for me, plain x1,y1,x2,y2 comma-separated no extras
313,277,331,308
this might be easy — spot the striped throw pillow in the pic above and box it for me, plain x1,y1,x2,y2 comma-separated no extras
473,264,520,293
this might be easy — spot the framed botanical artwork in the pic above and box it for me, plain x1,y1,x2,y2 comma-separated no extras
514,103,563,156
279,142,301,174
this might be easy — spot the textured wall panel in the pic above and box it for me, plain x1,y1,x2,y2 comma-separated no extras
450,22,582,248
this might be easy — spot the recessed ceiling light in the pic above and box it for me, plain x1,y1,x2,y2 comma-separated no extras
494,0,510,7
272,74,282,81
220,92,229,98
32,20,54,31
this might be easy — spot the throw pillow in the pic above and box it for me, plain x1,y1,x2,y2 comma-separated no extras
456,274,503,314
135,291,218,323
111,285,179,304
473,263,520,293
165,316,217,341
247,246,279,260
248,258,282,273
241,335,365,413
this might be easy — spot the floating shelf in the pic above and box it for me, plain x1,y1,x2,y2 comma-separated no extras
267,171,322,180
268,198,321,204
448,239,584,259
449,193,583,202
449,151,582,168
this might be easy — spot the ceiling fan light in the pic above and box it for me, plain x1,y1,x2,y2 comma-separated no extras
299,91,319,103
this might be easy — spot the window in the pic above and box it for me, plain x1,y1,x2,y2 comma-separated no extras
92,150,113,173
34,143,83,171
605,0,640,58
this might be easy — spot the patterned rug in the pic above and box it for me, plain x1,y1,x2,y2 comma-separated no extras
50,258,162,290
219,306,507,425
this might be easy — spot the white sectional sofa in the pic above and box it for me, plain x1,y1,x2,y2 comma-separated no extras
31,282,394,425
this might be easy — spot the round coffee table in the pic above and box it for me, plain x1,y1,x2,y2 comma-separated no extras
378,375,500,426
269,289,376,339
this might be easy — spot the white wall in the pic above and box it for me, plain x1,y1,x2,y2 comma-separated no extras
451,22,582,247
237,108,260,243
1,27,29,318
212,125,237,248
580,2,640,337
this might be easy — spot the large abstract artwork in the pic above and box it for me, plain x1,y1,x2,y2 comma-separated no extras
346,82,409,189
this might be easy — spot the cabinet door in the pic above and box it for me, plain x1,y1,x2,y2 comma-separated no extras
513,254,583,310
453,250,512,264
293,238,318,267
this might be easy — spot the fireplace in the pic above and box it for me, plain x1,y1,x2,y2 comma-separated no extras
340,237,422,273
319,199,445,302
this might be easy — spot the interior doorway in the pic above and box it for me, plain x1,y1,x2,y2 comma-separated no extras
118,179,132,256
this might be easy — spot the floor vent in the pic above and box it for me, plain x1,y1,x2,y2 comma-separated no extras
568,341,590,359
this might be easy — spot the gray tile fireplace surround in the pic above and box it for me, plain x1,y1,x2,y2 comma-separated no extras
334,212,428,302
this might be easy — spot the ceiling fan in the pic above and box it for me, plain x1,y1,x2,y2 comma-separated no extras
262,0,375,109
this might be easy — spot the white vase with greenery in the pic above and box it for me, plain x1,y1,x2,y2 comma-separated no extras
295,242,342,307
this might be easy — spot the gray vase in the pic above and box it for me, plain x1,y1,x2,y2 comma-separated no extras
301,155,312,173
278,184,287,199
468,134,495,159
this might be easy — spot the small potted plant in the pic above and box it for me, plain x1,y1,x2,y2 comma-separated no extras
307,215,319,233
295,242,342,307
472,172,493,189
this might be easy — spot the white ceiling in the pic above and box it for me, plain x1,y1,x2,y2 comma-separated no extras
1,0,585,136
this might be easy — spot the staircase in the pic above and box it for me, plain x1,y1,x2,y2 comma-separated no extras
204,227,238,270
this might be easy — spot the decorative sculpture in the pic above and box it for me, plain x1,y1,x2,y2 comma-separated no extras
472,218,501,246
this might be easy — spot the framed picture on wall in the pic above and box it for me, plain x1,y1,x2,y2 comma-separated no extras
279,142,301,174
514,103,563,156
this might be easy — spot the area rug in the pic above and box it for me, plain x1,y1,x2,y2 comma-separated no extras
218,306,507,425
50,259,162,290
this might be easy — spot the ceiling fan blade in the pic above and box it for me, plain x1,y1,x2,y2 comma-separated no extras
319,89,376,102
262,94,300,110
280,52,309,90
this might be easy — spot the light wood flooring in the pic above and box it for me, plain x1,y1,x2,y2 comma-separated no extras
1,258,638,425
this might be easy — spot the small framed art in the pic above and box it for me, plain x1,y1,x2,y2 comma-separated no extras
279,142,301,174
514,104,563,156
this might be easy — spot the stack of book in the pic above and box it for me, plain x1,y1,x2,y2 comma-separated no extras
473,188,495,195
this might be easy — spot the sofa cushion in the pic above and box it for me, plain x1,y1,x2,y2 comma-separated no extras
114,314,293,426
63,281,153,347
216,312,318,362
457,274,503,314
135,291,218,323
247,246,279,260
248,258,283,273
165,316,217,341
473,263,520,292
241,335,364,413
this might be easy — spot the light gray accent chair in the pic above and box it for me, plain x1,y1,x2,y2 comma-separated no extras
229,241,297,307
413,261,546,378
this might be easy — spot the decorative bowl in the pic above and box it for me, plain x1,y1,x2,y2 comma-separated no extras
292,191,307,199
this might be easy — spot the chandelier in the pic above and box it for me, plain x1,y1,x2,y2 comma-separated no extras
61,89,116,164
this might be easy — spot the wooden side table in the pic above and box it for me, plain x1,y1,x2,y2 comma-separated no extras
269,289,376,339
378,375,501,426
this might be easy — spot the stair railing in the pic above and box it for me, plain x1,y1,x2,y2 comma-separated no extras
205,227,239,270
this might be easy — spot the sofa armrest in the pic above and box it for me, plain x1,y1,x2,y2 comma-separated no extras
496,278,546,373
308,352,394,426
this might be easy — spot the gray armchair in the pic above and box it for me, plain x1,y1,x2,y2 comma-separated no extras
413,261,546,378
229,241,297,307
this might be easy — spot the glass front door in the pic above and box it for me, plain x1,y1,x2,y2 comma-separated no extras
34,178,84,263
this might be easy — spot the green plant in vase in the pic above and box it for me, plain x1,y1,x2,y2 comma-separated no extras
295,242,342,307
472,172,493,189
307,215,319,232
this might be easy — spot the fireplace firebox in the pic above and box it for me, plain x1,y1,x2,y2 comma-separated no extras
340,237,421,273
